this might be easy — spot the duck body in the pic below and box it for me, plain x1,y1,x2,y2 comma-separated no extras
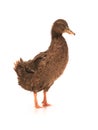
15,36,68,92
14,19,75,108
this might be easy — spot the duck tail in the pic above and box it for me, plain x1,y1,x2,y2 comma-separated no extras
14,58,25,77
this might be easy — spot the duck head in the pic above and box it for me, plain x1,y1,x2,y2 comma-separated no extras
51,19,75,38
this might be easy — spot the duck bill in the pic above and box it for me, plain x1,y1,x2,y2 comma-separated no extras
64,28,75,35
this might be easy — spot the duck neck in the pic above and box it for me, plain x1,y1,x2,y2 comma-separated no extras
50,32,66,49
51,30,62,39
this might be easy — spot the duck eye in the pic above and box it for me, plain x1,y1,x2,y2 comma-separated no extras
65,26,69,29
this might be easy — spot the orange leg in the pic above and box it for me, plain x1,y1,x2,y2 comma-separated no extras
34,92,41,108
42,91,51,107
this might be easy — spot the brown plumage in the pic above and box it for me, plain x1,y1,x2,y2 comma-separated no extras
14,19,75,108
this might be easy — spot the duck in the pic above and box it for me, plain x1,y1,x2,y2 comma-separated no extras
14,19,75,108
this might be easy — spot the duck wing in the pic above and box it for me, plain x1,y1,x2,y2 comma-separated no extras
25,51,47,73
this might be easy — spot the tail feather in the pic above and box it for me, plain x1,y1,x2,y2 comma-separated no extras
14,58,25,77
14,58,33,91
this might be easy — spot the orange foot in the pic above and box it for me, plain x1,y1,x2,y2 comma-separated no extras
42,102,51,107
35,104,42,109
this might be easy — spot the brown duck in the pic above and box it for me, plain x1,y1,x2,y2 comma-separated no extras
14,19,75,108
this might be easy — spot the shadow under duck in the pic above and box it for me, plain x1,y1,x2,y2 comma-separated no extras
14,19,75,108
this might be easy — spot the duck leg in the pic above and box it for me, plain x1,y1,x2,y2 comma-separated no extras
42,91,51,107
34,92,41,108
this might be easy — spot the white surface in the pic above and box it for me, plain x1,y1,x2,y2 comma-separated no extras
0,0,98,130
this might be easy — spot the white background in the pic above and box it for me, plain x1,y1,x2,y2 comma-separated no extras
0,0,98,129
